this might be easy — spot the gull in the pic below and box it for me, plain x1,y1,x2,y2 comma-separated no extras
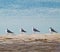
33,27,40,32
6,28,14,33
21,28,26,33
49,27,57,33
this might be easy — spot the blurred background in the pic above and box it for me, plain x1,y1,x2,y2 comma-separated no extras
0,0,60,34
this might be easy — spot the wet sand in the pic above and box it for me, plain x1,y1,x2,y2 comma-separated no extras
0,33,60,52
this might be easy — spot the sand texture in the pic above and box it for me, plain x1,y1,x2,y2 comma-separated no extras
0,33,60,52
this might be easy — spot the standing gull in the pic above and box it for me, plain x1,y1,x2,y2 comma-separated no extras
6,28,14,33
33,27,40,32
21,28,26,33
49,27,58,33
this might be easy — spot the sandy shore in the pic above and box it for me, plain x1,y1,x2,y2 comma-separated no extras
0,33,60,52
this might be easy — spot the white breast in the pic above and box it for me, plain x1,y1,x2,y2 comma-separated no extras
49,28,51,33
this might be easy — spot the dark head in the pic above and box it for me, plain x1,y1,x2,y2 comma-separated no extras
50,27,53,29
